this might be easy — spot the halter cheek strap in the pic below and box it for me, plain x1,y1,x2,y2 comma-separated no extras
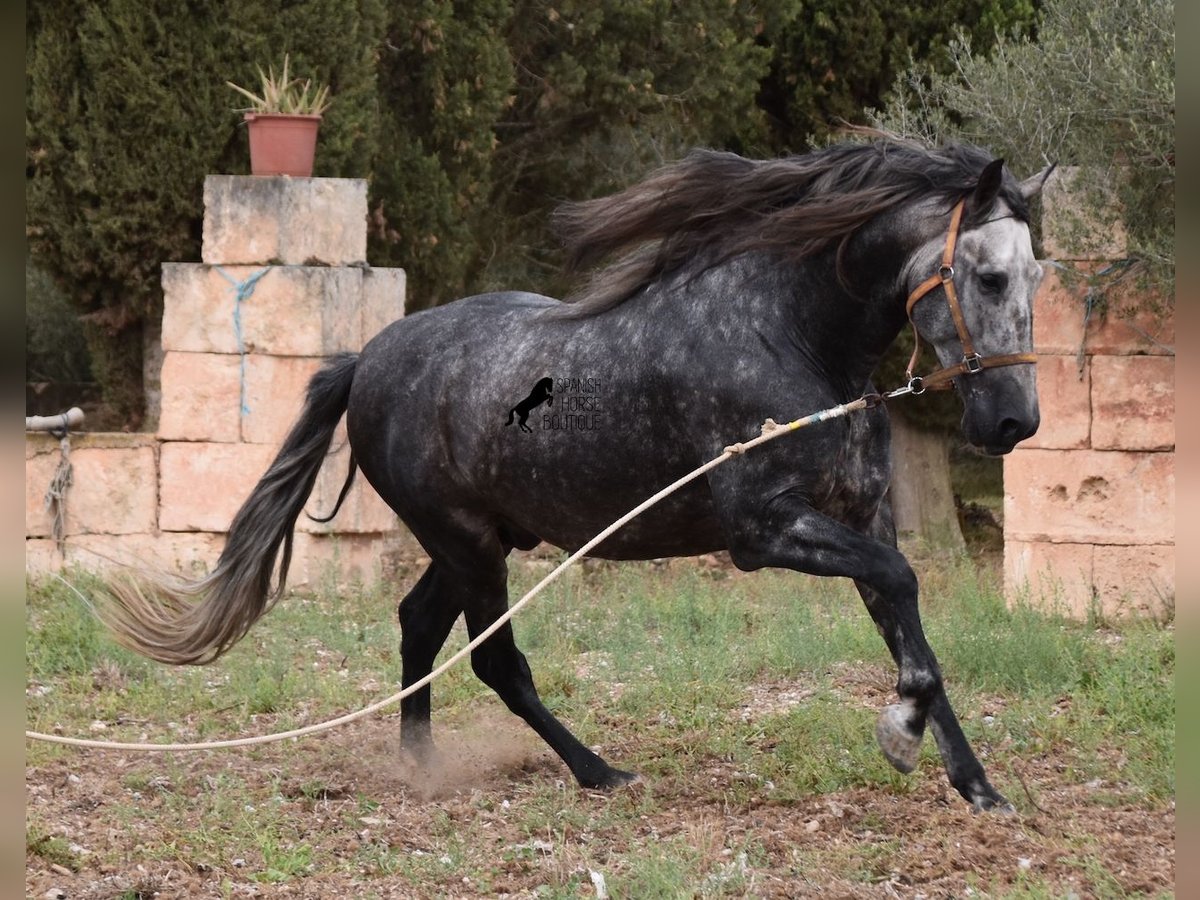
902,198,1037,393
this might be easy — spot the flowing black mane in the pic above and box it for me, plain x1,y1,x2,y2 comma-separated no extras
553,139,1030,315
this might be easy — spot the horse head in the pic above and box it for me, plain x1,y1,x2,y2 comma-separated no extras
905,159,1052,455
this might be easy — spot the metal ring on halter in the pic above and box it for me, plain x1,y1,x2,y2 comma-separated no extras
908,375,926,395
939,264,955,281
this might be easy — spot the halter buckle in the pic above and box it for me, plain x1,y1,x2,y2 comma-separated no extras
963,353,983,374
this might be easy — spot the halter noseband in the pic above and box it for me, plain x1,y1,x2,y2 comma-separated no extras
902,198,1037,394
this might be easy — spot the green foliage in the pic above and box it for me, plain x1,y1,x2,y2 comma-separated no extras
25,257,92,383
371,1,777,308
870,0,1174,295
755,0,1039,151
26,0,387,424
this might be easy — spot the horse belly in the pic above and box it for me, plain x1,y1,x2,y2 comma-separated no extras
502,474,728,561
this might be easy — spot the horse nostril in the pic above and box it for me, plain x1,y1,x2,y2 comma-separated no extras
998,417,1023,444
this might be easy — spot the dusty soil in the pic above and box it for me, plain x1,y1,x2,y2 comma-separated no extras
27,705,1174,899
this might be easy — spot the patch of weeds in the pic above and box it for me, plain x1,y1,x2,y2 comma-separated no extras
27,830,80,871
352,839,404,877
608,838,704,898
747,698,910,799
120,771,153,793
114,882,162,900
252,831,314,883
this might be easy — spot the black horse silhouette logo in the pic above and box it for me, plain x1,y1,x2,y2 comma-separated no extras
505,377,554,433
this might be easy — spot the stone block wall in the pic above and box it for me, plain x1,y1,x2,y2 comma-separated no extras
26,176,415,586
1003,170,1174,617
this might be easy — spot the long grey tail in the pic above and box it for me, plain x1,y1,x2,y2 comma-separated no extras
98,353,359,665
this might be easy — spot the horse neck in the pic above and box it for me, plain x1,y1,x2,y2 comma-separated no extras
775,231,917,395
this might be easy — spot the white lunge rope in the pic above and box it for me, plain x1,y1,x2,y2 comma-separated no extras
26,392,891,752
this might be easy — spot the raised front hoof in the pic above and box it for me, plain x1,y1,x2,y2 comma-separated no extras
875,704,923,774
580,767,641,791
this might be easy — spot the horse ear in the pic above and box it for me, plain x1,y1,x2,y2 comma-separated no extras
1018,163,1057,200
970,158,1006,212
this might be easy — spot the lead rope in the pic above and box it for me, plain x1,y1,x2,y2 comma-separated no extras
25,385,915,752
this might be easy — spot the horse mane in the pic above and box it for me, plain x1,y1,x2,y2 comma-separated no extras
552,137,1031,316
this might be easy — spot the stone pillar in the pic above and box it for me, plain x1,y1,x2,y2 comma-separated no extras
27,177,414,582
156,176,408,583
1003,169,1174,618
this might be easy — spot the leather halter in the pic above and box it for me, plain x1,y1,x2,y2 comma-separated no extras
902,198,1037,393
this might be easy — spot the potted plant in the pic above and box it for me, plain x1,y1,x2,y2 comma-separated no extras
228,55,331,177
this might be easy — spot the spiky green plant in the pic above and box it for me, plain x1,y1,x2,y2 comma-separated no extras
227,54,331,116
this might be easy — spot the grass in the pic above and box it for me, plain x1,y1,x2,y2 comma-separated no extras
25,559,1174,896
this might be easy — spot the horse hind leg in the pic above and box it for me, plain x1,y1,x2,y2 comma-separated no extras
432,527,636,789
464,605,637,789
398,564,461,761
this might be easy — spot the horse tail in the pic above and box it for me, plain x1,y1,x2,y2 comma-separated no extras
98,352,359,665
306,452,357,524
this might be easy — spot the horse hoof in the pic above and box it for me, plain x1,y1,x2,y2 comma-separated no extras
875,704,923,774
585,768,641,790
970,792,1016,814
400,738,439,767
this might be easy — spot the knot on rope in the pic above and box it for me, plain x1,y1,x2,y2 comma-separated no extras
724,418,785,456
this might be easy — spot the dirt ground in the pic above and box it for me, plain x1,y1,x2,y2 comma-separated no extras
26,705,1174,899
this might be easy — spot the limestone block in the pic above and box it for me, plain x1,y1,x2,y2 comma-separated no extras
62,532,226,578
1080,283,1174,357
1090,355,1174,451
1033,270,1088,355
1092,543,1174,618
68,444,159,536
241,355,325,445
1018,355,1090,450
159,442,277,532
27,435,159,538
161,264,363,356
1041,166,1126,260
1033,265,1174,358
202,176,367,266
25,538,62,574
289,532,391,587
361,267,406,346
25,439,60,538
158,352,242,442
1004,448,1174,545
297,441,398,535
1004,540,1095,617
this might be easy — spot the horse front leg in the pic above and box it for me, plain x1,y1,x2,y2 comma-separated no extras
724,490,1009,811
858,503,1012,812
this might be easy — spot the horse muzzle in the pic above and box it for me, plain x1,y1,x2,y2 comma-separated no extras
959,375,1039,456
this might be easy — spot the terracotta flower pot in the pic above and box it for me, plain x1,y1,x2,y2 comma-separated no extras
244,112,322,177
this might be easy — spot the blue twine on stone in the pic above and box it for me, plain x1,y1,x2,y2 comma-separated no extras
215,266,271,416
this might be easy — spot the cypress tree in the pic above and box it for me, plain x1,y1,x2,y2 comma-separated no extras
26,0,386,426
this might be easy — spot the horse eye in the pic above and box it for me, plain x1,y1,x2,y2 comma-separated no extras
978,272,1007,294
